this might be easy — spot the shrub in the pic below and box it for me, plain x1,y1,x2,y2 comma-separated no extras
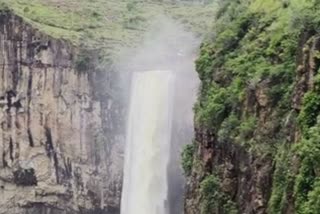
195,85,232,128
268,145,294,213
238,116,257,140
126,1,138,12
291,7,320,32
0,2,10,13
181,144,195,176
218,114,240,143
195,43,215,90
123,15,146,30
301,179,320,214
75,53,91,72
200,175,220,214
75,48,102,73
23,6,30,13
294,120,320,212
298,92,320,134
200,175,237,214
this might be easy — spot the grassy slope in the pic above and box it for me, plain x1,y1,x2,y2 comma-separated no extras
1,0,216,57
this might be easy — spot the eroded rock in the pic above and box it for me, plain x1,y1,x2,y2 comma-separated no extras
0,12,123,214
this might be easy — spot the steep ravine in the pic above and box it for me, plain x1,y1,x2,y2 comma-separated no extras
3,1,320,214
184,1,320,214
0,11,123,214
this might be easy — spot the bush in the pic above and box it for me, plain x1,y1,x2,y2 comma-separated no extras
126,1,138,12
200,175,220,214
200,175,237,214
291,6,320,32
301,179,320,214
268,145,294,213
298,92,320,134
195,86,232,128
75,53,91,72
23,6,30,13
0,2,10,13
218,114,240,143
75,48,102,73
238,116,257,140
181,144,195,176
123,15,146,30
195,43,214,84
294,121,320,212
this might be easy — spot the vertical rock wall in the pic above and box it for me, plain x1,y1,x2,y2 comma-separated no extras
0,11,123,214
183,2,320,214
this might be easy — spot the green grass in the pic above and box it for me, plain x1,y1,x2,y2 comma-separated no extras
1,0,217,57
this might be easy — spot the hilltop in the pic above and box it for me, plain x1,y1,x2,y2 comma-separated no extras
1,0,216,57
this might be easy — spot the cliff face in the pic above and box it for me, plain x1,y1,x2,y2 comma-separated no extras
0,11,123,214
184,1,320,214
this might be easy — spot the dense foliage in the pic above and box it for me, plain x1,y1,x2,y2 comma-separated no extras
183,0,320,213
200,175,237,214
181,144,195,176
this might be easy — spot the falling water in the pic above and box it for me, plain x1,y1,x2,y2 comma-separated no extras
121,70,174,214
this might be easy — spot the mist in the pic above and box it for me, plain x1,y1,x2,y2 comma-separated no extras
118,16,200,214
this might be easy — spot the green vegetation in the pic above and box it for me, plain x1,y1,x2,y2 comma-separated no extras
298,91,320,134
193,0,320,212
298,73,320,134
217,113,240,143
200,175,220,214
195,0,300,133
1,0,217,57
293,70,320,213
217,114,257,148
195,84,237,128
268,144,294,213
75,48,101,73
301,180,320,214
181,143,195,176
294,121,320,213
4,0,320,212
0,1,10,12
200,175,237,214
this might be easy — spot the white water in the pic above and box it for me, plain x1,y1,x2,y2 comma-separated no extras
121,70,174,214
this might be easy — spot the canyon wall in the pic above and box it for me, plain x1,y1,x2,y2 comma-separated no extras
184,1,320,214
0,11,123,214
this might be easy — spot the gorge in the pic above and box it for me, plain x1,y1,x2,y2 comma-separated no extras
1,0,320,214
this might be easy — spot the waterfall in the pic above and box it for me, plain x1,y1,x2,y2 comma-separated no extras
121,70,174,214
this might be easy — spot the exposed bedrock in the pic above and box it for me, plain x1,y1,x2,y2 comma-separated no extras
0,11,123,214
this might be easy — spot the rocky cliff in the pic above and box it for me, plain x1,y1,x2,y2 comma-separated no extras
184,0,320,214
0,10,123,214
